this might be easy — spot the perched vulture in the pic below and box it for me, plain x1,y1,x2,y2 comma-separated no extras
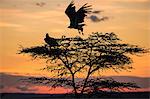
65,1,92,35
44,33,58,46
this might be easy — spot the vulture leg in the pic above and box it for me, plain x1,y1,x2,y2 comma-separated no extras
78,29,81,34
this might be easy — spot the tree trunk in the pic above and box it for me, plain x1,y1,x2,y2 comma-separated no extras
81,66,92,94
71,73,78,97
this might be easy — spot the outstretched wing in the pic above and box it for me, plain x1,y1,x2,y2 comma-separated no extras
65,1,76,20
76,3,92,23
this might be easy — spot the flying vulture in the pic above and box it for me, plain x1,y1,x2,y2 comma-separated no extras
44,33,58,47
65,1,92,35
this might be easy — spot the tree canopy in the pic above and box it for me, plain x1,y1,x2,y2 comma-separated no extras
19,32,149,97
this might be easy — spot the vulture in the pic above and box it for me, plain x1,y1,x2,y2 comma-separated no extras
65,1,92,35
44,33,58,47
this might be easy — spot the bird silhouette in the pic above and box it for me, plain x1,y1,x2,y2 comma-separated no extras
44,33,58,47
65,1,92,35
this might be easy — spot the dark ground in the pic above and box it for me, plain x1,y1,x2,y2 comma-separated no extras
0,92,149,99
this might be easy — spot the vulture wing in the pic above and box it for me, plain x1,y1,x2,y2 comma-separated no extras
76,3,92,24
65,1,76,21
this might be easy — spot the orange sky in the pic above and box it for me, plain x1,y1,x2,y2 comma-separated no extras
0,0,150,78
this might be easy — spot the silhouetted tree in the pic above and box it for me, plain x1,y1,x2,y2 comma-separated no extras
18,32,148,97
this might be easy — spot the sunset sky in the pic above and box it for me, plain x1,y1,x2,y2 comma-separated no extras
0,0,150,93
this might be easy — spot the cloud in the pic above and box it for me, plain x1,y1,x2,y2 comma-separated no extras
0,22,23,28
36,2,46,7
92,0,149,15
88,15,108,22
16,85,37,91
0,85,4,89
0,8,63,19
0,72,150,94
0,73,39,93
110,76,150,88
112,0,149,3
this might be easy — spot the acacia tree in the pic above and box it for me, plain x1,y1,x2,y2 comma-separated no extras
19,32,148,97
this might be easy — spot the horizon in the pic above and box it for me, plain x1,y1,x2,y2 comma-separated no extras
0,72,149,94
0,0,150,94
